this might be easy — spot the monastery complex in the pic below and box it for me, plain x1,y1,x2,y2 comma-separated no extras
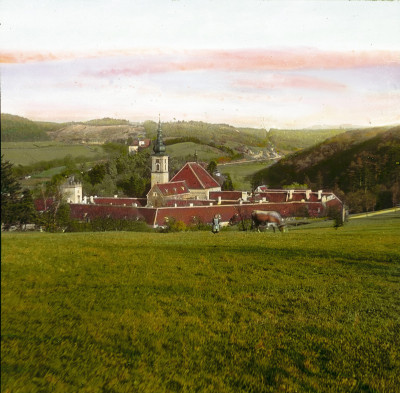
58,120,344,228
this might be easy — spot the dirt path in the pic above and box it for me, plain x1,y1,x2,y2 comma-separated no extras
349,207,399,220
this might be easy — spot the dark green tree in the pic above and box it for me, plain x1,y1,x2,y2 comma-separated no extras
316,170,324,190
1,156,39,230
207,160,218,175
36,174,71,231
118,174,148,197
1,156,21,227
15,189,38,229
88,164,106,186
222,173,234,191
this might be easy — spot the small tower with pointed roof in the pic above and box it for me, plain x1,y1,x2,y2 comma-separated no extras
151,116,169,187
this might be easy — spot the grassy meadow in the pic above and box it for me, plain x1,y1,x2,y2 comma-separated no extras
218,161,272,190
1,142,105,166
2,214,400,392
166,142,223,162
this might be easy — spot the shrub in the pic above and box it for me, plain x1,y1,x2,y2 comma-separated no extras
161,217,187,232
65,217,152,232
188,216,211,231
327,206,344,229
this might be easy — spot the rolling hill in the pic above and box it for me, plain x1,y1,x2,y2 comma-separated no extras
252,125,400,210
268,128,350,153
1,114,51,142
0,114,144,144
2,113,349,155
143,120,348,154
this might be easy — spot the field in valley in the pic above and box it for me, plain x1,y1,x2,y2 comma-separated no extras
166,142,223,162
1,142,106,166
218,160,272,190
2,214,400,392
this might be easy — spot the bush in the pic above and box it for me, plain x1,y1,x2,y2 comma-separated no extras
188,216,211,231
65,217,152,232
161,217,187,232
327,206,344,229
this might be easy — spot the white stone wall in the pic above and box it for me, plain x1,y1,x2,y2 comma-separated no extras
151,155,169,187
61,183,82,204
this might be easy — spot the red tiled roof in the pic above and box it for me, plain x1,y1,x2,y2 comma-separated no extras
252,190,339,203
291,193,307,202
132,138,151,147
209,191,244,200
253,192,287,203
70,204,157,225
68,197,342,227
154,201,332,226
93,197,147,206
170,162,220,190
164,199,214,207
34,198,54,211
154,181,189,197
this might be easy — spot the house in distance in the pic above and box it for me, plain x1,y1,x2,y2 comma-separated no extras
128,138,151,155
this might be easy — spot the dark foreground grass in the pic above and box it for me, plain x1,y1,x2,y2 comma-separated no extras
2,215,400,392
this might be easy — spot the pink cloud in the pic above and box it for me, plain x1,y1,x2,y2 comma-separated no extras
0,52,60,63
88,49,400,77
234,74,347,91
0,49,150,64
2,49,399,74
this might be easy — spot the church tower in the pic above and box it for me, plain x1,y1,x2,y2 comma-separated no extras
151,117,169,187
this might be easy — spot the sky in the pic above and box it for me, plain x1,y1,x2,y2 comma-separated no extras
1,0,400,129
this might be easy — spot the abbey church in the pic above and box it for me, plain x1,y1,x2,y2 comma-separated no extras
147,119,222,207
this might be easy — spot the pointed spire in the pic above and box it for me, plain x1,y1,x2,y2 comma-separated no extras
153,115,166,155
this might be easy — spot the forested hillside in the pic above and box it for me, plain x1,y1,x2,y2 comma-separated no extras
252,126,400,212
1,114,51,142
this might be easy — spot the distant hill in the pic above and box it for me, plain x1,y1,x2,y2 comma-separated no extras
268,128,349,152
46,123,144,144
83,118,130,126
143,120,269,147
2,114,351,154
41,118,143,143
1,114,51,142
143,121,350,154
252,126,400,210
0,114,141,144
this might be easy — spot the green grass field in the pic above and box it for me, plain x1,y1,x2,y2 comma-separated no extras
1,142,105,166
2,214,400,392
218,161,271,190
31,166,67,178
166,142,223,161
